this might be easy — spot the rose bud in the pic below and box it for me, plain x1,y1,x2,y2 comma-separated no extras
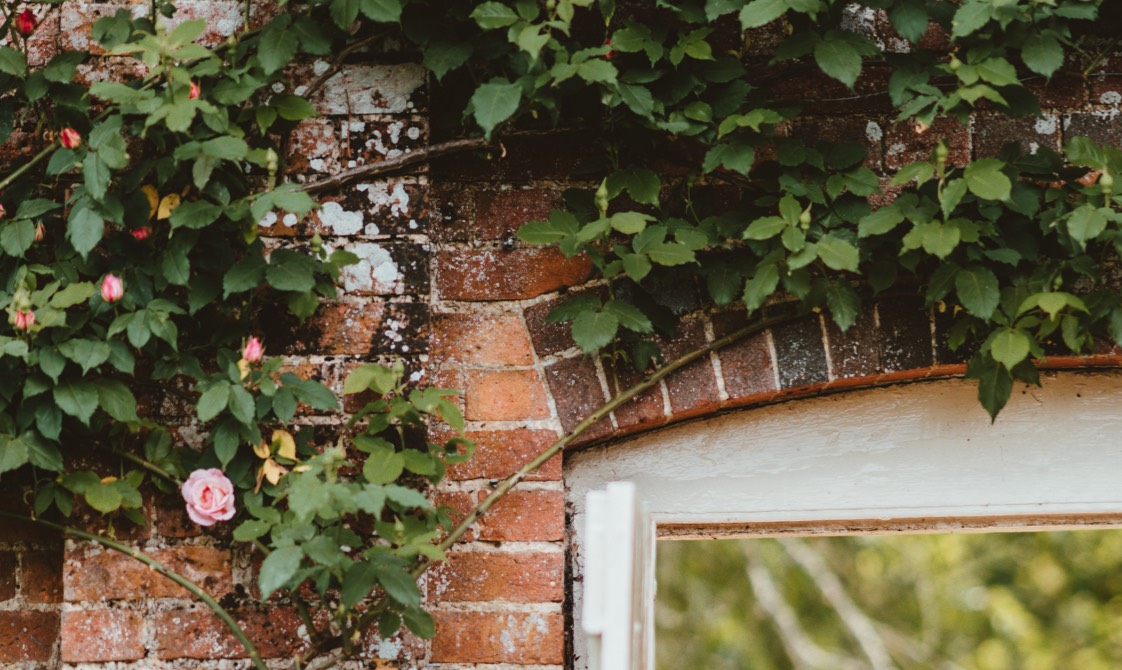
243,336,263,363
188,81,200,99
13,309,35,331
16,9,36,36
130,226,150,241
0,203,6,219
34,222,44,242
59,127,81,149
180,468,236,526
100,273,123,303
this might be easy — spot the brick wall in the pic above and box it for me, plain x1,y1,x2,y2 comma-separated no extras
6,5,1122,669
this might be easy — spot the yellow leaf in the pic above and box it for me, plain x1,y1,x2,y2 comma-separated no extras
262,458,287,485
252,440,270,459
272,429,296,460
100,475,118,484
157,193,181,220
237,358,251,381
140,185,159,220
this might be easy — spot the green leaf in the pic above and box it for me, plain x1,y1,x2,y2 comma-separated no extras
990,328,1030,370
471,2,519,28
744,216,787,240
647,242,696,266
12,199,61,221
0,221,36,257
375,562,421,607
67,200,104,258
572,309,619,351
0,437,29,474
1066,205,1108,246
1022,33,1064,78
53,381,99,425
49,282,95,309
740,0,787,28
259,545,303,599
228,385,256,424
610,211,651,234
621,253,652,281
858,206,904,237
963,158,1011,201
85,482,123,513
889,2,929,43
578,59,618,84
25,434,63,472
744,264,779,313
824,281,860,332
259,16,298,74
83,155,112,201
360,0,402,22
272,95,317,122
43,51,85,83
58,339,110,374
603,300,653,334
951,0,991,39
96,379,138,422
971,357,1013,421
341,561,380,607
224,253,267,296
344,364,397,395
363,446,405,484
403,607,436,638
265,249,317,291
470,79,522,139
814,36,861,88
233,519,272,542
424,41,473,80
197,383,230,422
955,266,1000,320
0,47,27,76
816,235,859,272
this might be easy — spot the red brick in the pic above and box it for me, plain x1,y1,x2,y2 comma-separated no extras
0,611,59,662
431,552,564,603
434,491,476,543
0,552,15,601
435,248,592,301
65,545,233,601
430,611,563,664
301,299,387,355
445,429,561,482
474,188,563,241
524,287,607,356
543,356,612,442
22,550,62,603
154,607,303,659
60,609,144,662
662,319,722,420
885,117,970,170
432,312,535,366
603,356,667,434
464,369,551,421
477,490,564,542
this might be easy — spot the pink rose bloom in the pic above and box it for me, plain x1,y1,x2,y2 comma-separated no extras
130,227,151,241
243,336,264,363
100,273,123,303
188,81,201,99
181,468,236,526
16,9,36,36
13,309,34,331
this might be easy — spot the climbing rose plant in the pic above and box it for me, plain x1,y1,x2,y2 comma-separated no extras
1,0,1122,666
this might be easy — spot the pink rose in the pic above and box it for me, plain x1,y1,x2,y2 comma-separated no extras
243,336,263,363
16,9,36,36
100,273,123,303
13,309,34,331
181,468,236,526
188,81,200,99
59,127,81,150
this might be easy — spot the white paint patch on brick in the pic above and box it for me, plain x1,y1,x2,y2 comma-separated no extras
865,120,883,142
319,201,364,235
1034,115,1057,135
257,211,277,228
340,242,401,293
317,64,427,115
1100,91,1122,106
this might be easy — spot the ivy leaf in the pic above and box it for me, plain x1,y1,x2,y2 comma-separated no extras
990,328,1031,370
470,79,521,139
259,545,303,599
816,235,859,272
1022,33,1064,78
740,0,787,28
955,266,1000,320
572,309,619,352
963,158,1011,201
814,35,862,88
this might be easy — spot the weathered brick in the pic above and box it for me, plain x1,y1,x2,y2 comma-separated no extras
1028,69,1087,109
154,607,303,659
974,114,1061,158
432,312,535,366
464,369,551,421
431,131,597,181
65,545,233,602
791,115,885,170
712,311,778,401
772,314,830,389
885,117,970,170
477,490,564,542
60,609,144,662
524,287,607,357
877,296,933,372
22,550,62,603
765,63,895,115
0,611,59,662
436,248,593,301
433,491,475,543
826,306,880,379
445,429,562,481
430,611,563,664
661,319,722,420
431,551,564,603
308,64,428,115
543,356,613,441
0,552,16,601
1063,112,1122,148
474,188,564,241
603,356,667,434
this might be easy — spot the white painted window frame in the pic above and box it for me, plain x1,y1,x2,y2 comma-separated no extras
572,373,1122,670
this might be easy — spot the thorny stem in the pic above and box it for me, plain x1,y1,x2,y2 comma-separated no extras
0,144,54,193
0,511,268,670
112,449,179,485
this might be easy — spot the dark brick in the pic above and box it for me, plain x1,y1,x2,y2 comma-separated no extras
825,306,880,379
603,355,666,434
885,117,970,170
974,114,1061,158
0,611,58,662
474,188,563,241
524,288,607,357
431,131,602,182
877,296,933,371
1063,112,1122,148
771,314,829,389
0,553,15,601
436,248,593,301
792,115,885,170
661,319,721,419
22,550,62,603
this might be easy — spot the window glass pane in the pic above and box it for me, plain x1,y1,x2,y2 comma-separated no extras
657,531,1122,670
